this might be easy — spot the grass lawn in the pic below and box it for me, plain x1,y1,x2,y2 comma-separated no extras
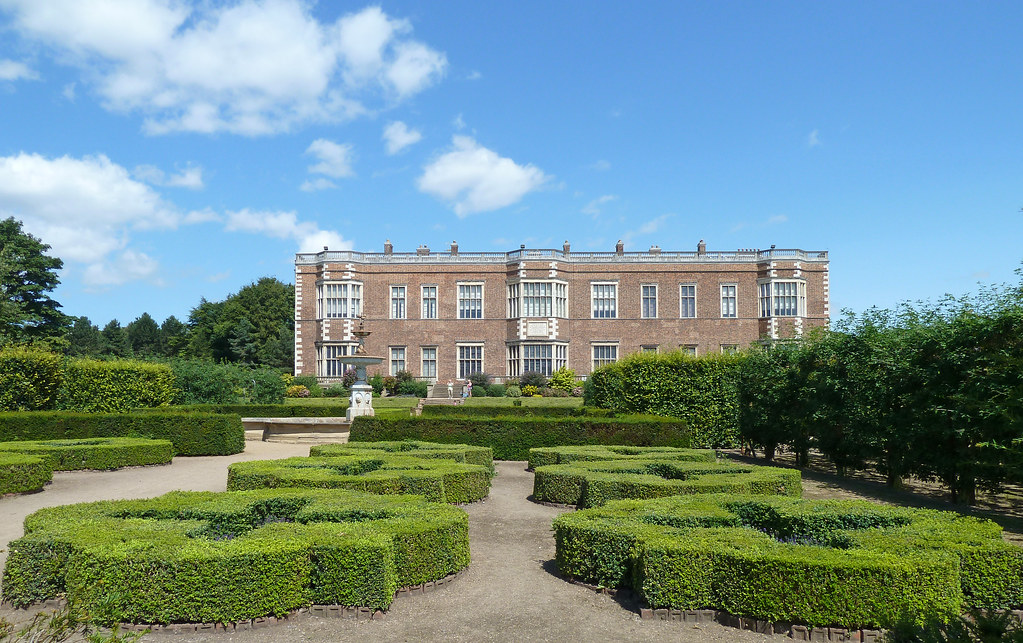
282,396,420,409
461,397,583,408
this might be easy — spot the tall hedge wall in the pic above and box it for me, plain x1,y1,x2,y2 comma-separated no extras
420,405,614,418
349,415,690,461
57,359,176,412
0,412,243,456
0,347,62,411
585,351,743,447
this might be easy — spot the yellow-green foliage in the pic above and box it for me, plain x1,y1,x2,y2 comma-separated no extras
548,366,577,392
228,453,491,504
57,359,176,412
2,489,470,624
0,347,62,411
555,495,1023,628
0,453,52,494
0,437,173,471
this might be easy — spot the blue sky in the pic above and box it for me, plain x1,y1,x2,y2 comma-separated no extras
1,1,1021,327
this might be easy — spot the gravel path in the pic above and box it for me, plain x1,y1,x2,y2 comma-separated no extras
0,445,766,642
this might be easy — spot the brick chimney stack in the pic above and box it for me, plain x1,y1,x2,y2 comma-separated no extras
450,240,458,255
615,239,624,255
697,239,706,255
384,239,393,255
563,240,571,255
416,244,429,256
649,245,661,255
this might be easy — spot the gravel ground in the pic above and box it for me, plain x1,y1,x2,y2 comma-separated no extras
0,444,769,642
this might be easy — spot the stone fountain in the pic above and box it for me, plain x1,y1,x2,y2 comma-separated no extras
339,317,384,422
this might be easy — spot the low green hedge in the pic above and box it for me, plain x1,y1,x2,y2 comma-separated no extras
134,403,350,417
0,453,52,494
228,454,491,504
350,416,690,461
0,412,243,456
534,458,800,507
312,441,494,471
0,437,173,471
554,494,1023,629
420,405,614,418
3,488,470,624
528,445,717,469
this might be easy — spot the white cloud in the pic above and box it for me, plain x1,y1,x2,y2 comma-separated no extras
300,178,337,192
808,129,821,147
0,152,178,265
466,70,481,81
589,159,611,171
133,164,204,189
767,214,788,225
622,214,673,245
224,208,350,252
62,82,76,101
0,58,38,81
83,249,159,287
382,121,422,155
453,114,466,130
581,194,617,217
417,136,549,217
3,1,447,135
306,139,354,178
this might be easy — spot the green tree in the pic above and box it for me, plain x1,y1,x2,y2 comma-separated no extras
185,278,293,367
229,317,259,365
100,319,130,358
159,315,188,357
126,313,160,357
0,217,67,344
68,316,102,357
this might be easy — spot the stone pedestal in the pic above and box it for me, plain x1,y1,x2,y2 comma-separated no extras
347,382,375,421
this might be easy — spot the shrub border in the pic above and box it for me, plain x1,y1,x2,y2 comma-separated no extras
0,453,52,495
0,437,173,471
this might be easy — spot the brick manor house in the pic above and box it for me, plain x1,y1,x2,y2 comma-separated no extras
294,240,830,384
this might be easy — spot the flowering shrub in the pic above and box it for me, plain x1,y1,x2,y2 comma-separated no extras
548,367,576,392
521,385,539,397
285,385,310,398
571,387,584,397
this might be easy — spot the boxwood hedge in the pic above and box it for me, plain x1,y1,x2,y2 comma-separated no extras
527,445,717,469
0,411,243,456
534,458,800,508
0,437,173,471
0,453,52,494
420,405,615,419
227,454,491,504
135,403,350,418
3,488,470,624
312,441,494,471
554,494,1023,628
349,415,690,461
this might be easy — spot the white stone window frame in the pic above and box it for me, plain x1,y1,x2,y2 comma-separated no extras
641,345,659,354
679,283,697,319
389,345,406,375
390,285,407,320
316,280,363,320
641,283,658,319
720,344,739,355
591,281,618,319
420,346,438,380
421,284,438,320
720,283,738,319
317,342,356,378
679,344,698,356
456,342,485,379
457,282,485,320
506,278,568,319
757,278,807,318
591,342,619,370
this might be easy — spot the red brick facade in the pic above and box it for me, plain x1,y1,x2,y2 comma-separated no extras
294,242,829,382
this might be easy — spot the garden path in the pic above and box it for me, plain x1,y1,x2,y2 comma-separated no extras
0,447,766,642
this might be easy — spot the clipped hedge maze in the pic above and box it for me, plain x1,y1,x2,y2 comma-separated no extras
530,446,799,508
0,437,174,471
554,494,1023,629
3,488,470,624
313,440,494,471
528,445,717,469
0,453,52,494
228,454,491,504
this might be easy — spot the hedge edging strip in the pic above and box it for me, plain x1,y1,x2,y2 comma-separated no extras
0,437,173,471
0,453,52,494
